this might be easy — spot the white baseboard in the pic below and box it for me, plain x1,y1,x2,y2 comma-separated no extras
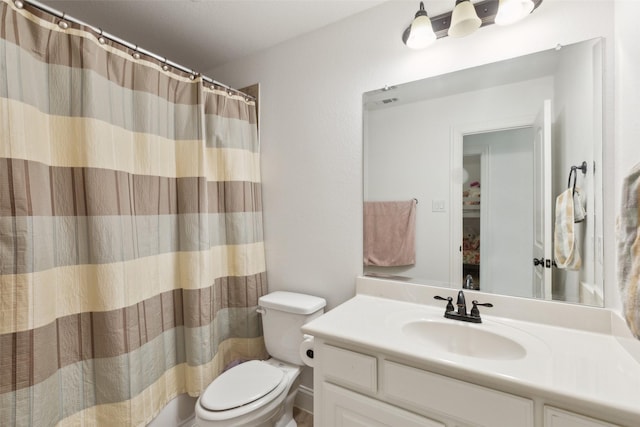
294,385,314,414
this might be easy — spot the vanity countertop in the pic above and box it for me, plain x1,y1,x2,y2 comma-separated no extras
302,278,640,423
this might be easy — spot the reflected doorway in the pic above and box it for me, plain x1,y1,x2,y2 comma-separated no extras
462,154,481,290
461,127,535,297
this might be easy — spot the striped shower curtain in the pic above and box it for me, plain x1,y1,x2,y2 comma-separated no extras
0,1,268,425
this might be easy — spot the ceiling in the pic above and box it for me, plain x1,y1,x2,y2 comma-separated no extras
38,0,390,73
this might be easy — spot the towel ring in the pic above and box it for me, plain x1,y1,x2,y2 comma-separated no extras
573,161,588,175
567,161,587,195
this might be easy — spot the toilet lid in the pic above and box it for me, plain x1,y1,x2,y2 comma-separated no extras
200,360,284,411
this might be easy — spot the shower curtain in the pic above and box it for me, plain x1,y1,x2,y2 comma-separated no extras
0,1,268,425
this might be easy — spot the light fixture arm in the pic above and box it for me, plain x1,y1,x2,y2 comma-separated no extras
415,1,428,18
402,0,543,44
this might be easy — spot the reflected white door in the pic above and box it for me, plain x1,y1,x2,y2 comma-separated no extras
532,100,553,299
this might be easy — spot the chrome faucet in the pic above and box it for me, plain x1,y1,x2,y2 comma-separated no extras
463,274,474,290
433,290,493,323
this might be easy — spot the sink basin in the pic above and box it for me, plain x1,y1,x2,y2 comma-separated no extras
402,320,527,360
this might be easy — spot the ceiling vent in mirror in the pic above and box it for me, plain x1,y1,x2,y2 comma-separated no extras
402,0,543,49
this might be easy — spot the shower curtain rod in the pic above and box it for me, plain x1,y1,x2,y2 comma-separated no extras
17,0,255,100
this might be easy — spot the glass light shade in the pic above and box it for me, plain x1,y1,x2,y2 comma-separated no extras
406,14,436,49
495,0,535,26
448,0,482,38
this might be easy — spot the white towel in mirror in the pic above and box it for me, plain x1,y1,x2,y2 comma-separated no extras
554,188,582,270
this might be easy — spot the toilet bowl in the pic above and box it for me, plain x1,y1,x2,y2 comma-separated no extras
195,359,301,427
194,291,326,427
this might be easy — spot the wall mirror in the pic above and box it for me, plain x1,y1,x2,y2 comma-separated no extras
363,38,604,307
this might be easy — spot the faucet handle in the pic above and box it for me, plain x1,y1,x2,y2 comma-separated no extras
470,300,493,318
434,295,455,312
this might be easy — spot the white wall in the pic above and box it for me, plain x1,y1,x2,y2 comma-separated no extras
551,39,602,304
208,0,616,312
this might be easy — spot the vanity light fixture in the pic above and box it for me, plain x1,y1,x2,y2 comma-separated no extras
494,0,535,25
449,0,481,38
405,1,437,49
402,0,543,48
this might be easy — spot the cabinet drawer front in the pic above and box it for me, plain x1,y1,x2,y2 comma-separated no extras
322,344,377,393
323,382,444,427
383,360,534,427
544,406,620,427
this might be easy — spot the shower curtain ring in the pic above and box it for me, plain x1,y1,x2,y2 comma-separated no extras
13,0,24,9
98,29,106,45
132,46,141,60
58,14,69,30
162,58,170,72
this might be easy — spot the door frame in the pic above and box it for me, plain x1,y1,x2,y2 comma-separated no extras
532,100,553,299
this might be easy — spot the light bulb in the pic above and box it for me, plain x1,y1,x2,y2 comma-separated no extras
407,14,436,49
448,0,481,38
495,0,534,26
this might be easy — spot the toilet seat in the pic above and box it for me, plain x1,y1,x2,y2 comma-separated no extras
199,360,287,420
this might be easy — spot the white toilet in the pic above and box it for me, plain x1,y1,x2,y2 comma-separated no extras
195,291,326,427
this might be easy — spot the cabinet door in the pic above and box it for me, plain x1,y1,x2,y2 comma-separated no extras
544,406,619,427
322,382,444,427
383,360,534,427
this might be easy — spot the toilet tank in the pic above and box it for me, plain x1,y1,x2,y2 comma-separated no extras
258,291,326,365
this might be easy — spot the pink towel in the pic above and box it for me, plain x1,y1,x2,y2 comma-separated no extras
364,200,416,267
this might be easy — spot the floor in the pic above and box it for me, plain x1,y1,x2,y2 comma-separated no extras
293,407,313,427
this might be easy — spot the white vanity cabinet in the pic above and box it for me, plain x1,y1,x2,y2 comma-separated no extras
544,407,619,427
313,340,631,427
314,341,534,427
323,382,444,427
382,360,533,427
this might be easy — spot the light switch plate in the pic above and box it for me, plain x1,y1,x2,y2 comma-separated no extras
432,200,446,212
